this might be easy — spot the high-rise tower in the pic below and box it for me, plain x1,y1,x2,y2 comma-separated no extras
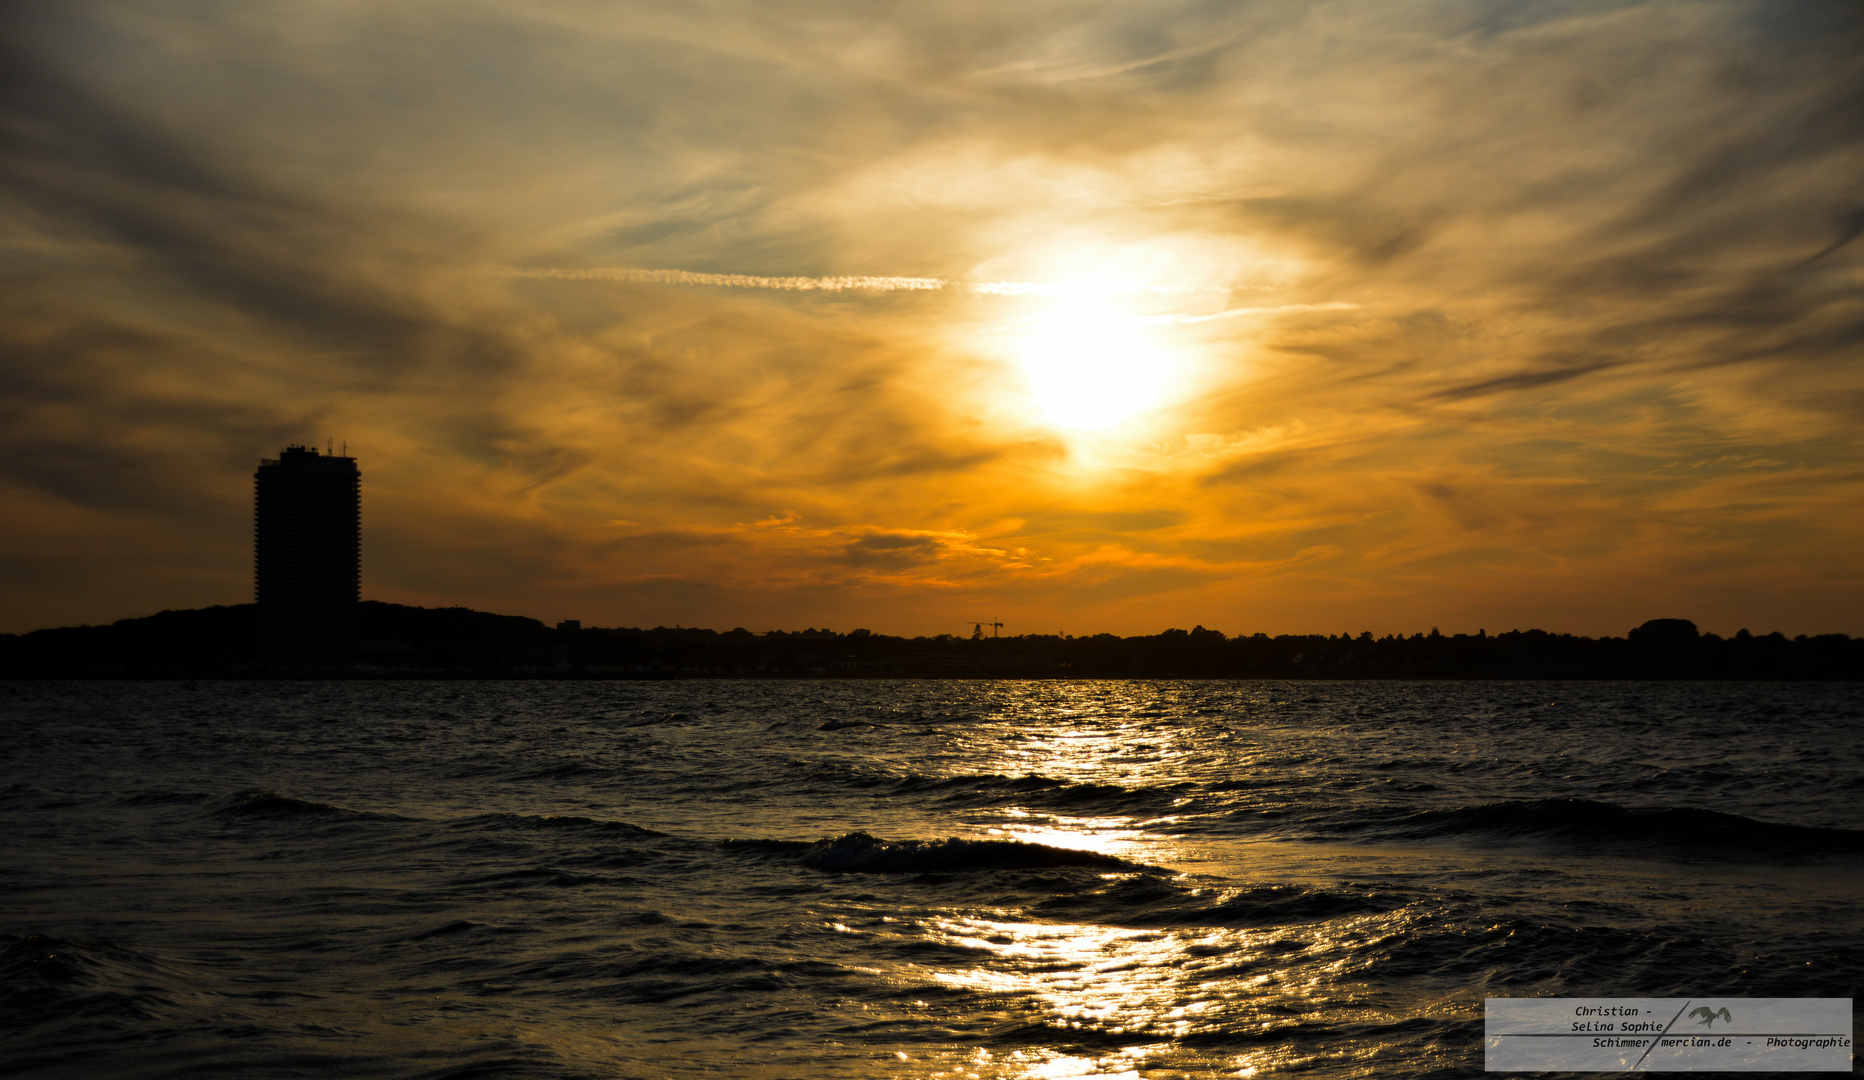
254,445,360,652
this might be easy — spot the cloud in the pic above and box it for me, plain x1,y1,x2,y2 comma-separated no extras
844,531,951,567
1427,361,1621,402
1796,206,1864,267
1,0,1861,636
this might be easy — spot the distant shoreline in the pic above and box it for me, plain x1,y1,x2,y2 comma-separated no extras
4,603,1858,681
8,673,1859,684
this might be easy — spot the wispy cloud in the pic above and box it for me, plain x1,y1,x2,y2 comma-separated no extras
1141,303,1359,325
2,0,1861,637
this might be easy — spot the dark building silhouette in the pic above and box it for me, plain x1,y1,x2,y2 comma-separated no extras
255,445,360,652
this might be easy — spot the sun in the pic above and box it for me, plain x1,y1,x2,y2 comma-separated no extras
1006,295,1185,433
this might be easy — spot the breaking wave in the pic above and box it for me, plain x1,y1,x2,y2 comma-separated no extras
1369,798,1864,857
795,831,1143,873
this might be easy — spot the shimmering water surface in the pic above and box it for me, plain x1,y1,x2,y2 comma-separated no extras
3,680,1860,1078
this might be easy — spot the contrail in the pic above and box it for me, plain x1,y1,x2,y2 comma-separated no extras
505,266,1243,296
505,267,947,291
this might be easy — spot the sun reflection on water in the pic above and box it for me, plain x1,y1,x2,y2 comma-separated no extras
965,697,1201,866
889,904,1379,1077
850,685,1418,1079
983,821,1164,862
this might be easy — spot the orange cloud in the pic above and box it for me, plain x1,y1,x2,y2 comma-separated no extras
1,1,1859,636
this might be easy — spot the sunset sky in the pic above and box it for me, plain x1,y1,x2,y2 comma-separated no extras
4,1,1861,638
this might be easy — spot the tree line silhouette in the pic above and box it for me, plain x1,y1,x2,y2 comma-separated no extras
3,603,1858,679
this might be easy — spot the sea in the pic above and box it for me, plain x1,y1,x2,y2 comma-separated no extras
2,679,1859,1079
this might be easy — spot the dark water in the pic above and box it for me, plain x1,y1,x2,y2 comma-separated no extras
2,680,1859,1078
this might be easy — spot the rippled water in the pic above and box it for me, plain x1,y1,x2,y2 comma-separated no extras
3,680,1860,1078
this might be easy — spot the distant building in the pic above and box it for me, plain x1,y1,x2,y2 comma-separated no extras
254,445,360,652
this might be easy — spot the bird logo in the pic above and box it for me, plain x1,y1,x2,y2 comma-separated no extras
1689,1006,1733,1029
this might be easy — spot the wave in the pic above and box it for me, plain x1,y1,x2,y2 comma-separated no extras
400,919,484,940
1167,884,1395,927
772,765,1187,818
0,781,36,800
1373,799,1864,857
887,772,1189,814
1035,875,1398,928
850,707,984,725
504,760,610,781
218,788,354,817
214,789,415,825
890,771,1044,792
791,831,1144,873
717,838,815,854
623,710,696,727
458,812,666,836
1367,915,1690,984
0,933,194,1028
447,866,609,888
119,790,215,807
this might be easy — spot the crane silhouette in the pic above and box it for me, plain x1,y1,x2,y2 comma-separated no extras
970,619,1004,639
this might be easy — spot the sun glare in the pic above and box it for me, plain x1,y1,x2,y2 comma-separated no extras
1008,296,1185,433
